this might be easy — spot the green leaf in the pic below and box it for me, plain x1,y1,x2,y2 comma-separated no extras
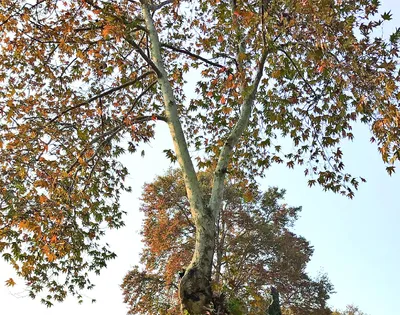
381,11,392,21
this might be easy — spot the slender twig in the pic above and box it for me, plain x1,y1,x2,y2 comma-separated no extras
124,37,162,77
48,71,155,123
148,0,174,11
278,47,319,99
161,43,227,69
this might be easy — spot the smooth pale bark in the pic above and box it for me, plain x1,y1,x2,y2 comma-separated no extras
140,2,215,313
140,1,268,313
209,50,269,221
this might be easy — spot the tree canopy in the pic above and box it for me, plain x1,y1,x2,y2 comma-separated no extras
121,169,333,314
333,305,368,315
0,0,399,313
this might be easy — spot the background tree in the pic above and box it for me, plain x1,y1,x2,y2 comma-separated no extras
332,305,368,315
0,0,399,313
121,169,334,315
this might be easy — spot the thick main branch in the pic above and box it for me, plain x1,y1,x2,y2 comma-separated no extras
140,1,216,313
139,0,204,225
210,50,269,219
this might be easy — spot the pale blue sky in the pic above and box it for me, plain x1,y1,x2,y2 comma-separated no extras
1,1,400,314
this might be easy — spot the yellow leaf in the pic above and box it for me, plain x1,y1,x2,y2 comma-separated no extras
222,107,232,114
5,278,16,287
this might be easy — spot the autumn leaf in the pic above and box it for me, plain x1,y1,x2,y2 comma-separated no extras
220,96,226,104
39,195,47,204
46,253,57,262
102,25,114,37
243,190,254,202
386,166,396,176
5,278,16,287
222,107,232,114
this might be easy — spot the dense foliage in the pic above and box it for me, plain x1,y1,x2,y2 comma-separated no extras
121,170,333,314
0,0,399,312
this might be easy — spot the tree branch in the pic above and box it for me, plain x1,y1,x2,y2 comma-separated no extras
124,36,162,77
149,0,174,11
48,71,154,123
161,43,227,69
139,0,204,217
210,49,269,219
278,46,319,99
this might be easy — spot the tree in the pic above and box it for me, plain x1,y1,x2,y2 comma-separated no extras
121,169,334,315
0,0,399,313
332,305,368,315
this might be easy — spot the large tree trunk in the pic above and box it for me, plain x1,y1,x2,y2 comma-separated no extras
139,1,268,313
179,208,216,314
139,2,216,313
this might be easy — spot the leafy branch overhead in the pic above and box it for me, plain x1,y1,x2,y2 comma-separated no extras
0,0,399,312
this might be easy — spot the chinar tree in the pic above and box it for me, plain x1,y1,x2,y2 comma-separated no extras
121,169,334,315
0,0,399,314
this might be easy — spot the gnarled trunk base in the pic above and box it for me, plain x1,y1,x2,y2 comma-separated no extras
179,266,212,315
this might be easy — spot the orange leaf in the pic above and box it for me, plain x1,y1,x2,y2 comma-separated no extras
46,253,57,262
102,25,113,37
5,278,16,287
50,235,58,243
220,96,226,104
39,195,47,204
18,221,30,229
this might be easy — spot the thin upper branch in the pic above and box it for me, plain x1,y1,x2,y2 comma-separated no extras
149,0,174,11
161,43,227,69
124,36,162,77
278,47,319,99
49,71,154,123
209,49,269,218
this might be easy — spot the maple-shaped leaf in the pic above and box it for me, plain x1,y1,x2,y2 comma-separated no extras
386,166,396,176
5,278,16,287
381,11,393,21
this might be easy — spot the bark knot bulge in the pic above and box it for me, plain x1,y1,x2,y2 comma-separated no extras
179,266,212,314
